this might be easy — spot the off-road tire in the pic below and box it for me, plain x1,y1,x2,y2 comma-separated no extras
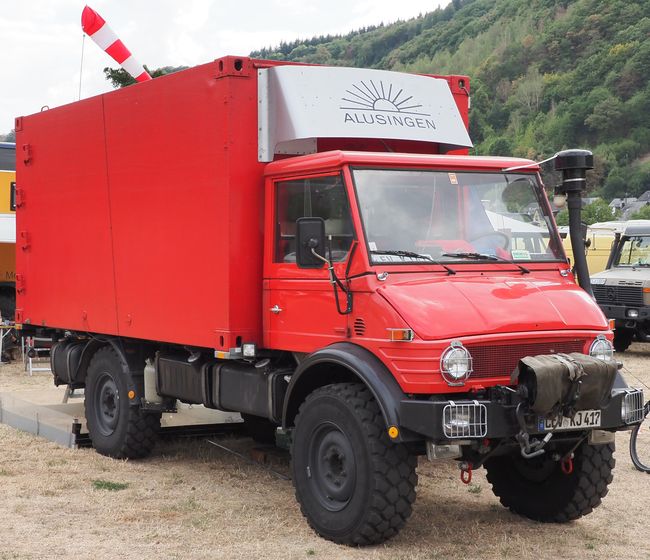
291,383,417,545
635,324,650,343
614,329,634,353
485,440,615,522
85,346,161,459
241,413,278,445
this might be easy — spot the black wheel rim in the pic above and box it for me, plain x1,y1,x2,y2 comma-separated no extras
94,372,120,436
307,421,357,512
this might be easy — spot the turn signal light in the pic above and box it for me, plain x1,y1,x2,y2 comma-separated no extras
387,328,414,342
608,319,615,330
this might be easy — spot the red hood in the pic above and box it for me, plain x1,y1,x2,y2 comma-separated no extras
377,275,607,340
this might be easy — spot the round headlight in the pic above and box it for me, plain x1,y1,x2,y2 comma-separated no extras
589,335,614,361
440,341,472,385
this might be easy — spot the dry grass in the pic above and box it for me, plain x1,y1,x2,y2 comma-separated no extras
1,347,650,560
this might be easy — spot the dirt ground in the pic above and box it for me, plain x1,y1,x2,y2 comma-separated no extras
0,346,649,560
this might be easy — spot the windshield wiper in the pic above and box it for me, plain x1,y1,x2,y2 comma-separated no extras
442,252,530,274
370,250,456,275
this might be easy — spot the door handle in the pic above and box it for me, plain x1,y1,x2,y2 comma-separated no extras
270,305,283,314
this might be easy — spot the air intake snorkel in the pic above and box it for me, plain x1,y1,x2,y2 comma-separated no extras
554,149,594,297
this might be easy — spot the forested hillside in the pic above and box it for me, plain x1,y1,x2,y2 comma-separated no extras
252,0,650,198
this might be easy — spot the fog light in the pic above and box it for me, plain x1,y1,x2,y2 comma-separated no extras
622,389,644,424
442,401,488,438
627,309,639,318
242,343,256,358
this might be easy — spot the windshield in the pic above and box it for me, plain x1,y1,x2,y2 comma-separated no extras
352,169,563,265
616,236,650,267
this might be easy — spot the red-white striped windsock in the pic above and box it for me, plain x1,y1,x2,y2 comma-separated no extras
81,6,151,83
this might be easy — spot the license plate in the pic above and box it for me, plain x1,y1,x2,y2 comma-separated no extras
538,409,602,432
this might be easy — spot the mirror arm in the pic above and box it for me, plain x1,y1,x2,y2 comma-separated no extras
310,248,353,315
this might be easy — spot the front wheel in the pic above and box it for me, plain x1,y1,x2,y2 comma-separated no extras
291,383,417,545
85,346,161,459
635,324,650,343
614,328,634,352
485,440,615,522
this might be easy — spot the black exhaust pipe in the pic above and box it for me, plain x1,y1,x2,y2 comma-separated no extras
554,149,594,296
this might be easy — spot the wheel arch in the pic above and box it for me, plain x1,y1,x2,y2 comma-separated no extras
74,337,148,402
282,342,407,439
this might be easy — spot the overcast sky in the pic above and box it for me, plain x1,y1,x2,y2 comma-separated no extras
0,0,449,134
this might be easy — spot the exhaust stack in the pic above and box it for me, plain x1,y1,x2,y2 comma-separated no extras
554,149,594,296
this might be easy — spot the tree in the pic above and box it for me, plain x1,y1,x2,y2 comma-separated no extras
0,130,15,142
630,204,650,220
104,65,188,89
581,199,615,225
555,198,614,227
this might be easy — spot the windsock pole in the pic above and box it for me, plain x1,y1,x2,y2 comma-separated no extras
81,6,151,83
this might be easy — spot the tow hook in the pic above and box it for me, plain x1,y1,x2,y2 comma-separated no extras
561,454,574,475
459,461,473,484
515,402,554,458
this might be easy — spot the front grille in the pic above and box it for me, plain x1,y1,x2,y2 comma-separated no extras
466,340,585,378
593,284,644,306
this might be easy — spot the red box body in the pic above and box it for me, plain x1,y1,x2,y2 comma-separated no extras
15,57,470,351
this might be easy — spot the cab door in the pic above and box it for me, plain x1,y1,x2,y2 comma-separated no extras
264,172,355,352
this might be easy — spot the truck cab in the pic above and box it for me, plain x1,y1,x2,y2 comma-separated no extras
264,151,604,389
591,220,650,351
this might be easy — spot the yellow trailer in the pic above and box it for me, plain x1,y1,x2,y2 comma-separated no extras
0,142,15,319
561,222,617,274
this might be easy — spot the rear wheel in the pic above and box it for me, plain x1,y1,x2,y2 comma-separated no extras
614,328,634,352
485,440,615,522
85,346,161,459
291,383,417,545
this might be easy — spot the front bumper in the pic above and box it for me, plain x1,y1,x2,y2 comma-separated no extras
597,303,650,322
398,387,644,441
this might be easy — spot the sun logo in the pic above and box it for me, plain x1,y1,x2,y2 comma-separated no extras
340,80,430,116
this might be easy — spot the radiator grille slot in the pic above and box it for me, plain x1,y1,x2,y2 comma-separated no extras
353,318,366,336
466,340,585,378
593,284,644,306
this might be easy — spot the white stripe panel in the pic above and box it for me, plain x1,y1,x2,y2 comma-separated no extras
0,214,15,243
91,24,119,50
121,56,145,78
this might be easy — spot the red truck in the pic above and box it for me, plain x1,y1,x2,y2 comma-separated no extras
15,56,643,545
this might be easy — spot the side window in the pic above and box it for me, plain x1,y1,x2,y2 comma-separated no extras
275,175,354,263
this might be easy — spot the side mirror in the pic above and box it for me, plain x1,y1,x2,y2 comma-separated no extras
296,217,326,268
